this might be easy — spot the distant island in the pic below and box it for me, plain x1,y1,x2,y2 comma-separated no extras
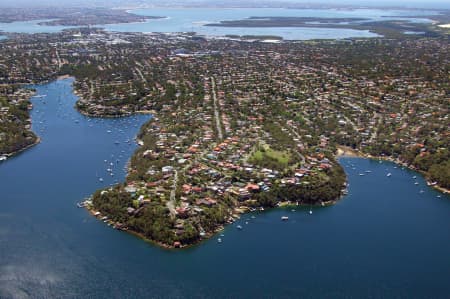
0,12,448,248
206,14,450,38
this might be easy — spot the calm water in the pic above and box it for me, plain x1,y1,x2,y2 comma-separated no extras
1,78,450,298
0,8,439,40
0,19,76,34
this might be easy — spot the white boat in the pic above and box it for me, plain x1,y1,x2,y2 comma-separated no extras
217,238,222,243
281,216,289,221
236,225,243,230
387,173,392,177
414,182,419,185
309,210,313,215
0,156,7,161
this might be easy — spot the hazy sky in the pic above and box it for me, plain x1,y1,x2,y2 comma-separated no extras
0,0,449,9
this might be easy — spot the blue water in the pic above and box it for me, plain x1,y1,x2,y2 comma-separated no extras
0,19,76,34
106,7,436,40
0,8,439,40
0,78,450,298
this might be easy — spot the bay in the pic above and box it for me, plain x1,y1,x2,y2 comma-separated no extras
0,78,449,298
0,7,439,40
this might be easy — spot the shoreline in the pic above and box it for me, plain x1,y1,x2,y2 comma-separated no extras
84,203,229,250
1,88,42,160
84,193,341,250
2,136,41,159
336,145,449,194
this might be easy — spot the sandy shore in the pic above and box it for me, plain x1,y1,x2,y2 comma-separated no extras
336,145,362,157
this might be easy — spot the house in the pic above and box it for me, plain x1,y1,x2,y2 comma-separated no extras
162,165,174,173
246,183,260,192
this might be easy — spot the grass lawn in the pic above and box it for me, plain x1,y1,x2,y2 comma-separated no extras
250,145,291,169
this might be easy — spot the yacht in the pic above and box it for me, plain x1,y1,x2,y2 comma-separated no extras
281,216,289,221
387,173,392,177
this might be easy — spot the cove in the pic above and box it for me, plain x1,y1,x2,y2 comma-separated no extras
0,78,449,298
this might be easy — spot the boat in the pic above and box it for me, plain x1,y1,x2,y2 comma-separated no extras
236,225,243,230
414,182,419,185
217,238,222,243
0,156,7,161
309,210,313,215
387,173,392,177
281,216,289,221
99,178,104,182
413,176,417,179
359,173,364,176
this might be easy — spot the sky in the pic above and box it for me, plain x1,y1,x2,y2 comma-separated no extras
0,0,449,9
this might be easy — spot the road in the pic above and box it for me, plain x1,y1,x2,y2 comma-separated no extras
211,77,223,140
167,170,178,217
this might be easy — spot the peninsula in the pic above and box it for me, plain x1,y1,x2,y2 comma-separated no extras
0,85,38,158
0,21,448,248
